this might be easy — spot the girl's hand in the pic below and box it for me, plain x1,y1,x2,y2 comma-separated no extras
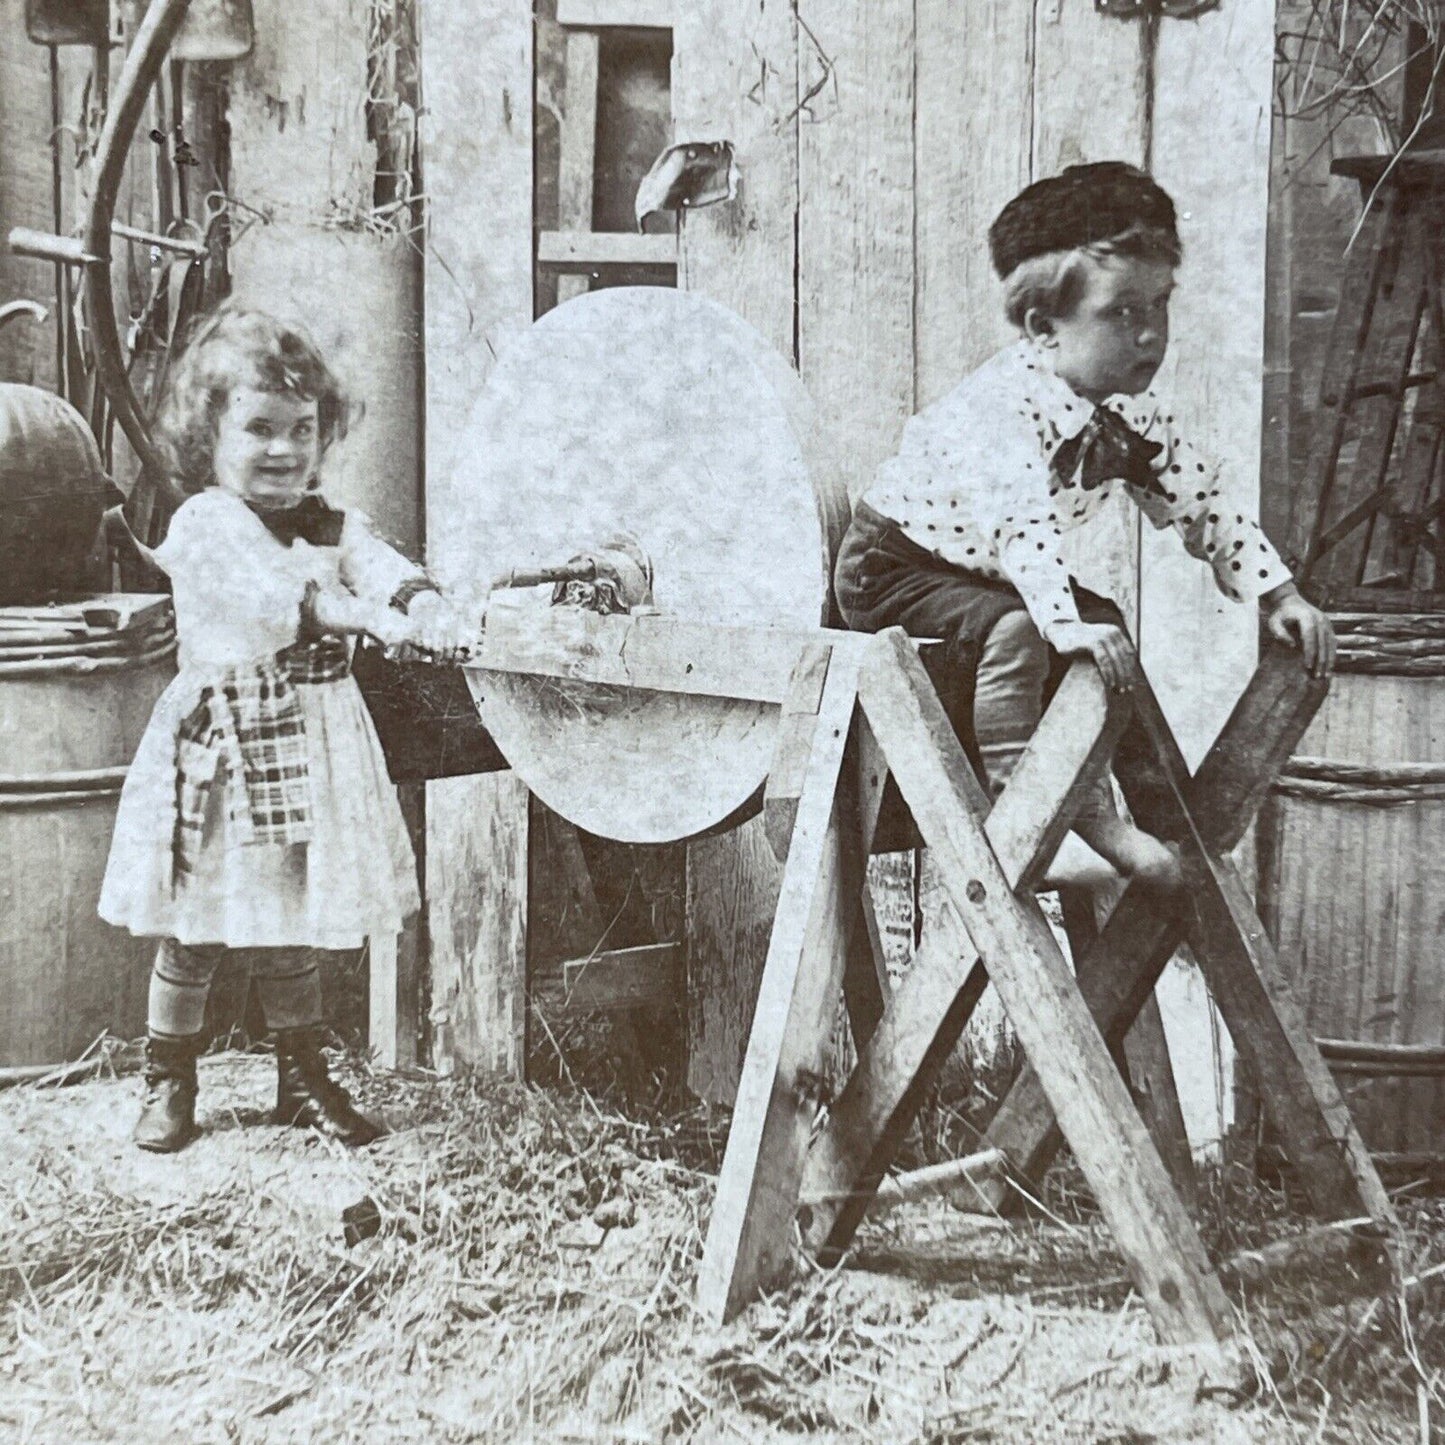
1044,620,1137,692
400,591,475,662
1266,586,1335,678
366,606,415,651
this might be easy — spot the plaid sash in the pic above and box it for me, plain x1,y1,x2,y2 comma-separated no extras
171,638,356,885
172,667,307,886
173,667,310,885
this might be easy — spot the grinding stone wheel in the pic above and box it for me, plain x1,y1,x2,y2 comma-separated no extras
455,287,838,843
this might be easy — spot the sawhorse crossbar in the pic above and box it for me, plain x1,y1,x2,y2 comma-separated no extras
469,609,1398,1350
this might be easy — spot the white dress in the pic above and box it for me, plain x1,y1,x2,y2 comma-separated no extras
99,489,422,949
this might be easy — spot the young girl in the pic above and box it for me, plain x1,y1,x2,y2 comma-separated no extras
835,162,1334,887
100,307,471,1153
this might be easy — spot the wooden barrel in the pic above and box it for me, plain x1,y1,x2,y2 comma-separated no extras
0,599,176,1068
1260,614,1445,1159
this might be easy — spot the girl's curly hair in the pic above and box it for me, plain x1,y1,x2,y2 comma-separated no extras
154,305,355,492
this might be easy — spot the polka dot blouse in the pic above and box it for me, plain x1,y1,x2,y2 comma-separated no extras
862,341,1294,637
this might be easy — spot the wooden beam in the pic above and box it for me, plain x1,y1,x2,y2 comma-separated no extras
472,607,860,704
368,933,402,1069
913,0,1027,405
854,631,1231,1347
421,0,534,1076
696,651,861,1325
536,230,677,270
561,942,683,1011
557,0,675,28
764,642,834,860
796,0,914,506
674,0,798,1111
800,658,1124,1259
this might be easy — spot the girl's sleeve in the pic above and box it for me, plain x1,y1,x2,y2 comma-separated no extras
154,492,304,626
1119,398,1295,604
339,508,441,611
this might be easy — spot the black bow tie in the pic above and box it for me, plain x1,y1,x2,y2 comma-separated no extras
1050,407,1166,496
249,493,344,547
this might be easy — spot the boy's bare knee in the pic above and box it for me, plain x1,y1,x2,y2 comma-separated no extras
979,609,1049,680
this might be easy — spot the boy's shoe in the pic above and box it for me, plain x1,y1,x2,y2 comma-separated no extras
273,1027,386,1147
133,1033,202,1153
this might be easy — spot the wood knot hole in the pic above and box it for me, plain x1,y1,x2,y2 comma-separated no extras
965,880,987,905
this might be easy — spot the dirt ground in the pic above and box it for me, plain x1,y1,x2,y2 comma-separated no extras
0,1051,1435,1444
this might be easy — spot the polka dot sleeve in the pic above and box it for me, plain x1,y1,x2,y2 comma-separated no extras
1120,401,1295,605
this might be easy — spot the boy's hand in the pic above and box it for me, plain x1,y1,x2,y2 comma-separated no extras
1044,620,1136,692
1265,585,1335,678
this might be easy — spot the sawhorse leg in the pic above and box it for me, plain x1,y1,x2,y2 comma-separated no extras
976,649,1395,1232
696,643,864,1324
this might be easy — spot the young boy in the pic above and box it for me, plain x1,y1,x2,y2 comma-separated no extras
835,161,1333,888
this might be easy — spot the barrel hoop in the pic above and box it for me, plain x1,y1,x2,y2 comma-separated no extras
1274,755,1445,806
0,764,128,809
1331,612,1445,675
0,620,174,662
1317,1036,1445,1078
0,633,176,679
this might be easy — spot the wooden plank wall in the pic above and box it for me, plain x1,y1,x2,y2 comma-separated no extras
673,0,1275,1138
673,0,798,1104
419,1,534,1076
0,3,57,386
1141,0,1278,1147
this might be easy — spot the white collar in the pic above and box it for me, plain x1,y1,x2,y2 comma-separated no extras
1011,341,1139,442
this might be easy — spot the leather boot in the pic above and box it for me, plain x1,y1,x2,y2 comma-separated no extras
133,1033,202,1153
273,1027,385,1146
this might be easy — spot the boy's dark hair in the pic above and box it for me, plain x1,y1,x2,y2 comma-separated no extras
989,161,1181,280
154,304,354,493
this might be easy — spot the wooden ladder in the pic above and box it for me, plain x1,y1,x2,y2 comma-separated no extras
1290,152,1445,609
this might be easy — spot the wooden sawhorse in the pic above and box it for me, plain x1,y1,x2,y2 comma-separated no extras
700,627,1400,1349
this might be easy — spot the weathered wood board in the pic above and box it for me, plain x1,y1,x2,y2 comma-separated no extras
420,0,533,1074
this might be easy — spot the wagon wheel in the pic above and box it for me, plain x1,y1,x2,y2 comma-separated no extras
83,0,203,542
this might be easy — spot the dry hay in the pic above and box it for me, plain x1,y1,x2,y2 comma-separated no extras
0,1051,1438,1443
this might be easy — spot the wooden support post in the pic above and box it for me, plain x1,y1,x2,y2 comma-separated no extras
851,631,1231,1346
1059,886,1197,1210
800,656,1125,1260
420,0,533,1074
696,647,861,1325
764,642,835,861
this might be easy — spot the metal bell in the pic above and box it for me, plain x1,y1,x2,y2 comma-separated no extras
24,0,109,47
172,0,254,62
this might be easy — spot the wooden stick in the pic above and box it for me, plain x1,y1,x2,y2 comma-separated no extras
854,630,1231,1347
799,1149,1006,1216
